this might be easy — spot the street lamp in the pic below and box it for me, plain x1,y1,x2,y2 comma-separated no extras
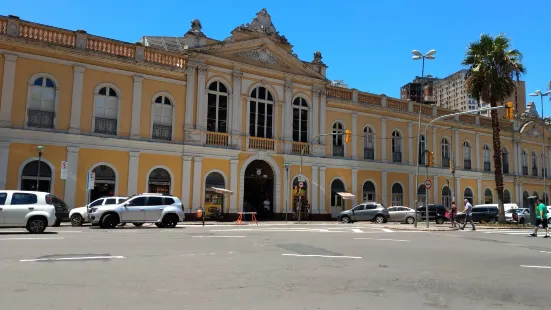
284,163,291,223
412,49,436,104
529,90,551,204
36,145,44,191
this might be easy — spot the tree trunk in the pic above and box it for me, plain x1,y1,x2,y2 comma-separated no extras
490,107,506,223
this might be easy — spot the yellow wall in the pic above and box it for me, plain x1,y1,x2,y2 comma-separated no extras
0,54,4,104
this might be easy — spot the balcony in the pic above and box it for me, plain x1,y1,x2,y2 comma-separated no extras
464,159,471,170
522,166,528,176
392,152,402,163
441,157,450,168
503,164,509,174
249,137,275,151
333,145,344,157
292,142,310,155
532,167,538,177
484,162,491,172
206,131,229,147
27,109,54,129
152,124,172,141
364,148,374,160
94,117,117,135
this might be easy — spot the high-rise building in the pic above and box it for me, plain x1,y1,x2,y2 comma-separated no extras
400,75,439,105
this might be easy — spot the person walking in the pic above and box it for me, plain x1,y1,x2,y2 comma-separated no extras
529,198,549,238
460,199,475,231
450,201,458,228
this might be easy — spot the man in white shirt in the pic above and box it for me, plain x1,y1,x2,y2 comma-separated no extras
460,199,476,230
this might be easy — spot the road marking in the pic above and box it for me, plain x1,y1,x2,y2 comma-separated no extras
354,237,410,242
282,254,362,259
352,229,364,233
192,235,245,238
0,237,64,241
381,229,394,232
520,265,551,269
20,255,125,262
540,251,551,254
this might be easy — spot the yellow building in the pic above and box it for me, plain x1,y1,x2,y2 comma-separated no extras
0,10,548,219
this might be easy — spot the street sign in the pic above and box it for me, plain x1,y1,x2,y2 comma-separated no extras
424,179,432,190
87,172,96,191
298,181,304,188
297,175,306,182
60,161,67,180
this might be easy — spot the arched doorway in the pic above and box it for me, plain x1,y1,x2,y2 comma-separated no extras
391,183,404,206
90,165,116,202
330,179,346,218
20,160,52,192
464,188,474,205
362,181,376,202
484,188,493,204
417,185,426,208
205,171,226,214
442,186,452,208
243,160,274,219
147,167,171,194
503,189,511,204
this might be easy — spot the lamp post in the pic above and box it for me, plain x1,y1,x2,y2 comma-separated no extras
529,90,551,204
284,163,290,223
412,49,436,227
36,145,44,191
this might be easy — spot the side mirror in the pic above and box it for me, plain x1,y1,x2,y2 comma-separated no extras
123,203,129,207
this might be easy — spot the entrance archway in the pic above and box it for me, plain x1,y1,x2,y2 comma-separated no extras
205,171,226,214
147,167,171,194
90,164,116,202
330,179,346,218
243,160,274,219
20,159,52,192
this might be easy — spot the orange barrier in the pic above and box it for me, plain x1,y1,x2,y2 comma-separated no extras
236,212,258,225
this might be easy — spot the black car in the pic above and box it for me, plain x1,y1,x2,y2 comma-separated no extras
51,195,69,226
416,204,449,224
456,206,499,224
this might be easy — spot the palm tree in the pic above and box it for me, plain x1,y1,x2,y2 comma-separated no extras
462,34,526,223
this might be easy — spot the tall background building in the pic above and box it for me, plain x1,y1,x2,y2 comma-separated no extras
400,75,439,105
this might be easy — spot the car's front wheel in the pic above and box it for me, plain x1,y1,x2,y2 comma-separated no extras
405,217,415,224
26,217,47,234
435,217,445,225
70,214,84,227
101,214,119,229
162,214,179,228
374,215,385,224
340,216,351,223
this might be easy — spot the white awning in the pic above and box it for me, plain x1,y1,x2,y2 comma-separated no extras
337,192,355,200
211,187,234,195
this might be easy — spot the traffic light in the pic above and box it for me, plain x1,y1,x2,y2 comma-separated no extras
344,130,351,143
427,151,434,167
450,160,455,174
505,102,514,120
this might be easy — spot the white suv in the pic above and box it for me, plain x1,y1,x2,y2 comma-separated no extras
0,190,57,233
69,196,127,226
89,193,185,228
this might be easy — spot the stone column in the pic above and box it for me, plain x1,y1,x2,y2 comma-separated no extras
319,167,326,214
230,159,238,213
409,174,414,207
0,142,10,189
432,127,438,166
192,157,203,209
475,133,481,171
184,65,196,129
311,88,320,143
311,165,319,215
181,156,193,210
231,71,242,148
351,113,358,160
130,76,144,139
69,66,85,134
454,129,460,167
0,54,18,126
195,66,207,130
382,171,388,206
127,151,140,196
351,168,358,207
456,178,461,204
408,123,413,165
433,176,439,204
283,81,293,140
381,118,387,162
63,146,79,207
319,90,327,145
477,179,482,204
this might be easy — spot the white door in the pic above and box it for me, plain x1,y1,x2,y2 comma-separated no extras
120,196,146,222
331,195,344,219
4,192,38,225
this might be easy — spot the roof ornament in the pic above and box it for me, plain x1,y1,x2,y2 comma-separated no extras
233,8,290,45
312,51,324,64
188,19,205,36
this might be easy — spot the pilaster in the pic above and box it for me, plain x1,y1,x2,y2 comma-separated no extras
351,113,358,160
475,133,481,171
181,156,193,209
319,90,327,145
63,146,80,207
130,76,144,139
456,178,461,205
381,118,387,163
351,168,358,207
184,65,197,129
454,129,460,167
127,151,140,196
408,123,413,165
477,179,482,204
408,174,414,207
283,80,293,143
195,66,207,130
231,70,243,149
0,142,10,189
230,159,239,213
311,166,319,214
192,157,203,209
433,175,439,204
382,171,388,206
0,54,18,126
311,88,320,143
432,127,438,167
69,66,85,134
319,167,326,214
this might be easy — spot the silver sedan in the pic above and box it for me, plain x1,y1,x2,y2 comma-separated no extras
387,206,417,224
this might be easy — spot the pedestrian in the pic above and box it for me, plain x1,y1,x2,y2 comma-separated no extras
529,198,549,238
450,201,457,228
460,199,475,231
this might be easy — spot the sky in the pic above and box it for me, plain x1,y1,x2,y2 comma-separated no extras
3,0,550,114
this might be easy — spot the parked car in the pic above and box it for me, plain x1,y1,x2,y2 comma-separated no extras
88,193,185,228
51,195,69,226
69,196,127,226
387,206,417,224
416,204,449,224
0,190,57,233
471,203,518,213
337,202,389,224
457,205,499,224
505,208,530,224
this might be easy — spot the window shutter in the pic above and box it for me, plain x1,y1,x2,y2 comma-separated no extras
94,96,106,118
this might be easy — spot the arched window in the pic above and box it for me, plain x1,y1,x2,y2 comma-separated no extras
362,181,376,202
391,183,404,206
418,135,425,165
27,76,56,129
532,151,538,176
330,179,346,218
441,138,450,167
484,188,493,204
522,150,528,175
89,164,117,202
502,147,509,174
93,85,119,135
442,186,452,208
463,141,472,170
151,95,173,141
292,97,308,143
483,145,491,171
20,160,52,192
205,171,226,213
417,184,426,207
363,127,375,160
249,86,274,139
207,81,228,133
522,190,529,208
464,188,474,205
391,131,402,163
332,122,344,157
503,189,511,204
147,167,171,194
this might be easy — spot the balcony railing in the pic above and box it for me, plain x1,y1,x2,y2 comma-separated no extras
464,159,472,170
364,148,374,160
249,137,275,151
333,145,344,157
206,131,229,147
441,158,450,168
532,167,538,176
503,164,509,174
484,162,491,172
27,109,54,129
152,124,172,141
392,152,402,163
292,142,310,155
523,166,528,176
94,117,117,135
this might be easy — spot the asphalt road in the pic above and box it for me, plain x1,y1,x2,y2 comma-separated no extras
1,223,550,310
